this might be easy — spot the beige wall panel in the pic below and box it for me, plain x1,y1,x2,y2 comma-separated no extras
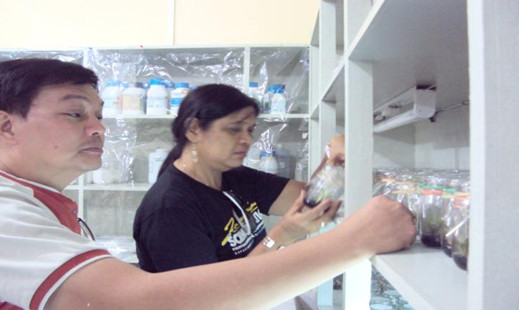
0,0,173,48
174,0,319,45
0,0,318,48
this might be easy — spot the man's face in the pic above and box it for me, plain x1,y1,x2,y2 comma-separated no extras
10,83,105,187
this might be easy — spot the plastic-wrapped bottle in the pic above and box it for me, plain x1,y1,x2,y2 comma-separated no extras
270,85,287,114
170,82,190,117
262,85,274,114
121,82,146,115
259,149,278,174
275,143,291,178
243,142,262,170
146,78,168,115
148,149,169,184
247,81,263,110
101,79,122,116
295,142,309,182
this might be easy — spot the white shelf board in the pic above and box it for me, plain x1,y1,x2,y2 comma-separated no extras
310,102,320,120
104,114,175,120
104,113,309,120
346,0,468,110
82,183,151,192
321,62,345,103
258,113,309,120
347,0,467,62
371,242,467,310
311,12,320,47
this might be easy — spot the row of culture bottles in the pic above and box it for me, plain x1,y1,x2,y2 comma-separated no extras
101,79,192,117
247,82,287,115
373,168,471,271
243,142,291,178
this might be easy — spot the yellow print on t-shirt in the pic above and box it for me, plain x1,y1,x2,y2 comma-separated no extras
220,201,263,250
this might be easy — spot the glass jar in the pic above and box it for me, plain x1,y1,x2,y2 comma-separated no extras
450,190,470,270
304,164,344,208
418,175,447,247
440,178,470,256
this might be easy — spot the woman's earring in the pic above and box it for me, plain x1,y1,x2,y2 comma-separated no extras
191,145,199,164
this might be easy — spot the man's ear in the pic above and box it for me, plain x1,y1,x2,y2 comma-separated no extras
185,117,201,142
0,111,16,142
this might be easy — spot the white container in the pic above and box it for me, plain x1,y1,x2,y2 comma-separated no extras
247,81,263,110
243,142,262,169
170,82,190,117
101,79,121,116
146,78,168,115
270,85,287,114
121,82,146,115
148,149,169,184
275,143,291,178
259,149,278,175
262,85,274,114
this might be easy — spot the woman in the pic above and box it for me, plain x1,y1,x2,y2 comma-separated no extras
133,84,345,272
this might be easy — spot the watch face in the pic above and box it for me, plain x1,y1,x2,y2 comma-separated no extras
262,236,276,248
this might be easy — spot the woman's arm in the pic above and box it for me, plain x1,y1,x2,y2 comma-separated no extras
46,196,416,310
258,135,345,249
247,191,341,255
269,134,345,216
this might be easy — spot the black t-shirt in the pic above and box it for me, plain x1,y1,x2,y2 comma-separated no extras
133,164,289,272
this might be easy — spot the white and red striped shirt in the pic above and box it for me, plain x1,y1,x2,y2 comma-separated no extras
0,171,111,310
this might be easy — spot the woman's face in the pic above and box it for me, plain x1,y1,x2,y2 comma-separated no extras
196,106,257,171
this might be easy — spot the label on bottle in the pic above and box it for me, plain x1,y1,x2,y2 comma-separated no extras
147,97,168,115
271,94,286,114
122,95,144,115
169,97,183,116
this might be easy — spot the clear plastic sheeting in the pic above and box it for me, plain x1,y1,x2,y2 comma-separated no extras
245,120,308,180
85,47,245,92
250,47,310,117
91,117,137,185
84,190,145,236
0,49,85,64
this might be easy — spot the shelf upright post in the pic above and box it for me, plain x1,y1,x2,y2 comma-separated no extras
314,0,340,308
341,0,374,309
467,0,519,308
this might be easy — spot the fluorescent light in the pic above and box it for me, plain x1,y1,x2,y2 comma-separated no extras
373,86,436,133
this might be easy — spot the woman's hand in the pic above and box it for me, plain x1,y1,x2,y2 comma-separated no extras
268,191,341,247
338,195,417,255
326,134,345,167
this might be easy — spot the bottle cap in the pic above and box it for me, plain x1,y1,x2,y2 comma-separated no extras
260,149,276,157
106,79,121,87
175,82,189,88
150,78,164,86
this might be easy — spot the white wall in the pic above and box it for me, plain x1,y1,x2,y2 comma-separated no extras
174,0,319,45
0,0,319,48
0,0,173,48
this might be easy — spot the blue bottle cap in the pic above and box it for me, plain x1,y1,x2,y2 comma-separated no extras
150,78,164,85
175,82,189,88
105,79,121,87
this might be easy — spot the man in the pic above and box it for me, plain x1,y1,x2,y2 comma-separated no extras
0,58,415,310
